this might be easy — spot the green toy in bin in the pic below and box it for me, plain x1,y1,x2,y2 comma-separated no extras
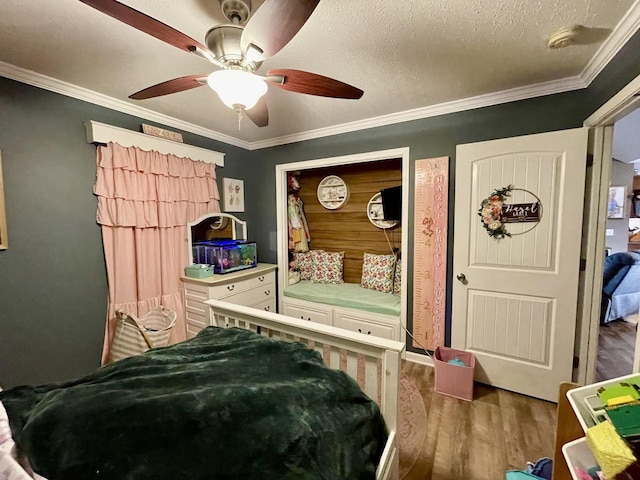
434,346,476,401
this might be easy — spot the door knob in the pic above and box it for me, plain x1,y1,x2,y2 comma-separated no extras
456,273,467,283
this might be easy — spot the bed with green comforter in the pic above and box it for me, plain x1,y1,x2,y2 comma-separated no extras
0,327,387,479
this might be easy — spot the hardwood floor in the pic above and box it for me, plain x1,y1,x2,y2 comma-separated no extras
595,319,636,382
401,361,558,480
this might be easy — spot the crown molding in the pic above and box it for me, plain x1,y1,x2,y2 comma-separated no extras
0,59,588,152
247,75,588,150
580,0,640,86
1,0,639,152
248,3,640,150
0,61,251,151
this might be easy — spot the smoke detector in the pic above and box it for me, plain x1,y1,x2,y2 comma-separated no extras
548,25,583,49
219,0,252,24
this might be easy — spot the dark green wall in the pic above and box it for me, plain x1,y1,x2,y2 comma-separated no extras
1,27,638,386
243,28,640,353
244,91,593,353
0,77,251,387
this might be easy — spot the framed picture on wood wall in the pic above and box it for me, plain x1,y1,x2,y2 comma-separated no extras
608,185,626,219
0,150,7,249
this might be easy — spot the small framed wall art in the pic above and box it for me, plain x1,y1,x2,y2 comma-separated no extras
223,177,245,213
0,150,7,250
608,185,626,219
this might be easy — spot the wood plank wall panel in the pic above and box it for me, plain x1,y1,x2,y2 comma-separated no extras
295,159,402,284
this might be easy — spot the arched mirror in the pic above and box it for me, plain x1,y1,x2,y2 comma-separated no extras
186,213,248,266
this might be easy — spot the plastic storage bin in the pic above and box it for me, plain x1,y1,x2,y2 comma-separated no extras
566,373,640,432
184,264,215,278
561,438,598,480
434,346,476,401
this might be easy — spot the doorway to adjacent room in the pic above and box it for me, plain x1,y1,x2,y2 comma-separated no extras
595,105,640,382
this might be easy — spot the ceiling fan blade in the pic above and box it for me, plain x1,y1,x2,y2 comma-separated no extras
129,75,208,100
241,0,320,60
266,69,363,99
79,0,221,65
245,96,269,127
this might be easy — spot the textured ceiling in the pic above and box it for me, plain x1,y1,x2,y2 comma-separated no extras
0,0,637,148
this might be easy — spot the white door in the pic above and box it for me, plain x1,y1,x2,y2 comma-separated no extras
452,128,588,402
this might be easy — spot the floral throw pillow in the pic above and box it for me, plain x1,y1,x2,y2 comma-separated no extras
393,259,401,295
361,253,396,293
292,251,317,281
311,250,345,284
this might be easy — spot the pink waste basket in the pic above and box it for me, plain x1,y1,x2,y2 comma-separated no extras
434,346,475,401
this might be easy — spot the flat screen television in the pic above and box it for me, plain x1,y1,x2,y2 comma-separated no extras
380,185,402,221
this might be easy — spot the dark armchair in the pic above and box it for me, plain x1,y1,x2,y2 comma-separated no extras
601,251,640,324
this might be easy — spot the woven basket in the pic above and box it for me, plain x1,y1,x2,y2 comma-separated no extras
108,306,177,363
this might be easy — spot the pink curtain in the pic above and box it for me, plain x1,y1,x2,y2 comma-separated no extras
94,142,220,364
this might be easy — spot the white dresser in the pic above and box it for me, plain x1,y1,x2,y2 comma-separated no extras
182,263,277,338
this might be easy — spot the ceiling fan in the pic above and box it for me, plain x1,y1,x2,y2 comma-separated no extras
78,0,364,128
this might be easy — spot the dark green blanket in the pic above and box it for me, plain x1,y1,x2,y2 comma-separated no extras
0,327,387,479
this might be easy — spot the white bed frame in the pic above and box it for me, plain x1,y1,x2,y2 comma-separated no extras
205,299,405,480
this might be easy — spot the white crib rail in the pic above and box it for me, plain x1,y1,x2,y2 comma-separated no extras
204,299,404,480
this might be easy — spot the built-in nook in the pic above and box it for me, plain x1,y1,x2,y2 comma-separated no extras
276,148,410,340
295,159,402,284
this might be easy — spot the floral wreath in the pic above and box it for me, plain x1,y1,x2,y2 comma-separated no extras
478,185,513,239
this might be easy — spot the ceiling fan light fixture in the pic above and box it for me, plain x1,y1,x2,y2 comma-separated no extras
207,69,267,110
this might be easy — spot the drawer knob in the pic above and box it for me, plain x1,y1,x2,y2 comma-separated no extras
357,328,372,335
258,276,265,282
227,285,235,291
264,305,270,311
264,289,271,296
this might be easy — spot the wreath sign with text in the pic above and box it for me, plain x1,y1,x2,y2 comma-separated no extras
479,185,513,239
478,185,542,239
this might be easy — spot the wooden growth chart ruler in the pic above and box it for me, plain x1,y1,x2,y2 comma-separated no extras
412,157,449,350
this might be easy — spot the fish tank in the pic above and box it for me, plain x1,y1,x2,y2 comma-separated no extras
187,213,257,275
192,239,257,274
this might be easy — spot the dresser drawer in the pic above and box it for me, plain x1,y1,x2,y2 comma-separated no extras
333,314,395,340
186,322,203,339
186,310,208,329
246,283,275,302
208,279,247,299
246,271,275,290
283,302,331,325
184,284,209,301
185,296,209,317
186,310,209,339
251,298,276,313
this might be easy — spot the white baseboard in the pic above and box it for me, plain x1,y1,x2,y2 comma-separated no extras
404,351,434,368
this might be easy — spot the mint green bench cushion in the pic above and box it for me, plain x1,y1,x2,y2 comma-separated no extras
284,281,401,317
